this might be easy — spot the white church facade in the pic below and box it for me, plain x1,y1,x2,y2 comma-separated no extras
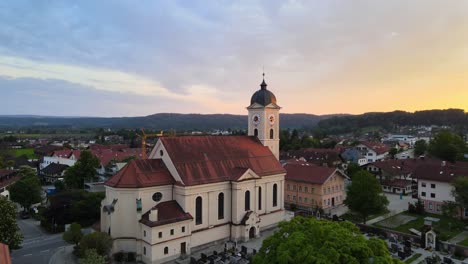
101,77,286,263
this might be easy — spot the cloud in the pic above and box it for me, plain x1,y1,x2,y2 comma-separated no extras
0,0,467,115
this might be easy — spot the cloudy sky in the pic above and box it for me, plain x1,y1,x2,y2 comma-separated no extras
1,0,467,117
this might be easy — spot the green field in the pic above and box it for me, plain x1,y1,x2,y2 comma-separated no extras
12,148,37,159
375,212,466,241
459,237,468,247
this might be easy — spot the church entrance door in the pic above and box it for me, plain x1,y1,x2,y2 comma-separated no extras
249,227,255,239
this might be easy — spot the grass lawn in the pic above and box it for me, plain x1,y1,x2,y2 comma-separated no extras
374,211,466,241
341,209,390,223
12,148,37,159
404,253,422,264
459,237,468,247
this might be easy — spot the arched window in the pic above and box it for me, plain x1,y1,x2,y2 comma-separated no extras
218,193,224,220
164,246,168,255
270,129,274,139
258,187,262,210
273,184,278,207
195,196,202,225
254,129,258,137
245,191,250,211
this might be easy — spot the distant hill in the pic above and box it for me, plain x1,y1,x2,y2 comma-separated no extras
316,109,468,134
0,113,343,130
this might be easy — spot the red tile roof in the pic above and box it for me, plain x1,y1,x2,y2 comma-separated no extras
284,160,344,184
360,141,390,155
413,161,468,183
53,149,74,158
105,159,174,188
0,243,11,264
381,179,412,188
369,158,441,176
140,200,193,227
160,136,285,186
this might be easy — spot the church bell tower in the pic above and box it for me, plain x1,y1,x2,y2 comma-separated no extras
247,74,280,160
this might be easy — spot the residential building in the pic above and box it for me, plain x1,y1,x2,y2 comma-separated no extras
100,77,287,264
40,163,69,183
281,148,343,167
340,148,368,166
0,242,11,264
414,161,468,218
0,169,19,200
284,160,349,212
355,141,390,164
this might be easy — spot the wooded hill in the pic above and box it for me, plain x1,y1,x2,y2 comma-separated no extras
316,109,468,135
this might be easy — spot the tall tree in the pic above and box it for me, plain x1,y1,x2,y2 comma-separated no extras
65,150,100,189
428,130,466,163
8,172,42,212
389,148,398,159
253,217,402,264
414,139,427,156
63,222,83,246
344,171,389,224
0,196,23,249
451,176,468,220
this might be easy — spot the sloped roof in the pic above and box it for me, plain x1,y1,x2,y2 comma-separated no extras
140,200,193,227
284,160,345,184
369,158,441,176
41,163,69,176
359,141,391,155
160,136,285,186
413,161,468,183
105,159,174,188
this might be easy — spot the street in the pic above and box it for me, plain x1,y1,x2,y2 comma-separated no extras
11,218,68,264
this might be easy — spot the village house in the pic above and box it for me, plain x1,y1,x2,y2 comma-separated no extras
413,161,468,218
0,169,19,200
283,160,349,213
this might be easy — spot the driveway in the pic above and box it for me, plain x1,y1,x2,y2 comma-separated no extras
11,219,68,264
367,193,416,225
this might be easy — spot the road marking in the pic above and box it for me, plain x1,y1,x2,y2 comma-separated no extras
40,249,50,253
23,254,32,257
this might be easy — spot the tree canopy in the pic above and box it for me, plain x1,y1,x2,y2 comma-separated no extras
8,168,42,212
0,196,23,249
428,130,467,163
414,139,427,156
451,176,468,220
344,171,389,224
253,217,402,264
63,222,83,245
65,150,100,189
79,232,112,257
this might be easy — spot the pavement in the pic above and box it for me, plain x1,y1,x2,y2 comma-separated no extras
449,231,468,244
10,218,72,264
367,193,416,225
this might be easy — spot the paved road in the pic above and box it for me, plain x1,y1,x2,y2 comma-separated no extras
11,219,68,264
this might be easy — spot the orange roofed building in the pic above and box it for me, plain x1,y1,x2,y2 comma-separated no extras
284,160,349,213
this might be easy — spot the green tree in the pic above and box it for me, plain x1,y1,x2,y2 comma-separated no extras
428,130,466,163
8,173,42,212
80,249,106,264
346,163,363,180
18,166,37,178
79,232,112,257
63,222,83,245
253,217,402,264
414,139,427,156
389,148,398,159
65,150,100,189
451,176,468,220
344,171,389,224
0,196,23,249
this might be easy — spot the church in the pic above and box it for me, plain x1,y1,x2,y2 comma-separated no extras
101,76,287,264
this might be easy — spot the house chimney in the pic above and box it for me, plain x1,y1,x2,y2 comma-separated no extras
149,208,158,222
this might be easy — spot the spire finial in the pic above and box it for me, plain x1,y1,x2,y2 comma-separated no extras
260,68,267,90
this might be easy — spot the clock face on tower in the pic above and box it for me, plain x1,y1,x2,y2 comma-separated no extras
268,114,275,125
252,114,260,125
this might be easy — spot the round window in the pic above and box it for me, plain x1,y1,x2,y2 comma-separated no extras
152,192,163,202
